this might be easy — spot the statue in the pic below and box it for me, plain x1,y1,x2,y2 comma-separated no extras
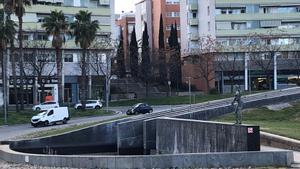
231,85,243,124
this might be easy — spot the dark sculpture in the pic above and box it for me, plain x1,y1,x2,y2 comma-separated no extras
232,85,243,124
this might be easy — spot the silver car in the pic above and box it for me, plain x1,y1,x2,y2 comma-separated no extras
74,100,103,110
32,101,59,111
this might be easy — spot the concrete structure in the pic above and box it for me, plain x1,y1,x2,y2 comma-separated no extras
116,12,135,74
146,117,259,155
180,0,300,92
3,88,300,168
0,145,294,168
0,0,115,105
135,0,180,49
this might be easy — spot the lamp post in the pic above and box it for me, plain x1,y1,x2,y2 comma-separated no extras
168,81,171,97
185,77,191,111
2,6,8,125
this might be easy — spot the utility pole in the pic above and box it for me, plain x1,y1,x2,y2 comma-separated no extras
105,53,111,113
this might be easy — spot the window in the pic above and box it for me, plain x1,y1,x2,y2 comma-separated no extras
36,34,48,41
192,12,197,18
166,12,172,17
47,110,54,116
207,6,210,16
24,53,34,62
64,54,73,62
208,21,211,31
174,12,180,17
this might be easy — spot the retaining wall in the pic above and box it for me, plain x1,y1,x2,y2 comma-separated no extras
0,145,294,169
149,117,260,154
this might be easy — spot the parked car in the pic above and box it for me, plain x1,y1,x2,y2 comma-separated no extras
32,101,59,111
74,100,103,110
126,103,153,115
31,107,70,127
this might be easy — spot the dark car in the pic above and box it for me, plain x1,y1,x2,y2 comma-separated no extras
126,103,153,115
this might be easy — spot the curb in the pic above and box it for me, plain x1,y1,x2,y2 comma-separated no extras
260,131,300,152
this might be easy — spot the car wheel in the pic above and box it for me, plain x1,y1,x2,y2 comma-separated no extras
76,106,82,110
95,106,100,110
149,109,153,113
32,124,38,128
44,121,49,126
63,118,67,124
35,107,41,111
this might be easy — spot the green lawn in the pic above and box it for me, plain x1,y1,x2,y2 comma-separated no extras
110,93,234,106
213,102,300,140
0,108,114,126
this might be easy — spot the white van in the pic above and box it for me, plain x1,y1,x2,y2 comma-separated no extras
31,107,70,127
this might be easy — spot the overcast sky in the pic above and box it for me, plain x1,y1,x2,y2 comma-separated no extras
115,0,138,14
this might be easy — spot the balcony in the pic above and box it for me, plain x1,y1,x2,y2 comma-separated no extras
189,19,199,26
189,4,198,11
189,33,199,41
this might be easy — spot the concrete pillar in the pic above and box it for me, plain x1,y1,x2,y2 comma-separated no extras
72,83,78,104
274,54,277,90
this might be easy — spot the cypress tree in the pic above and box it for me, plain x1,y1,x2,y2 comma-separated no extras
129,26,139,78
168,23,182,90
116,27,126,78
141,22,151,96
158,14,167,85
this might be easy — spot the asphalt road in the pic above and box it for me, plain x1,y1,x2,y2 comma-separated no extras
0,105,184,141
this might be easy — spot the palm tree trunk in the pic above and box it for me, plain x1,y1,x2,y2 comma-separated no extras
18,16,25,110
56,47,62,105
11,43,19,112
81,49,87,110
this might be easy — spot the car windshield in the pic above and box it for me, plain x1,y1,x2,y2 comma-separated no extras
132,103,141,108
37,111,47,116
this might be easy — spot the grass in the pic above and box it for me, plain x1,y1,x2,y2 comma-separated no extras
110,93,234,106
0,108,114,126
21,115,127,139
213,101,300,140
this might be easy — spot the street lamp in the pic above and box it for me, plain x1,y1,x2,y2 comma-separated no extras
168,81,171,97
185,77,191,111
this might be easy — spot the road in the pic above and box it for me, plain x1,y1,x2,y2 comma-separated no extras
0,105,183,141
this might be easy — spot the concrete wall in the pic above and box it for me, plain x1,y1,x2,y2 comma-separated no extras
154,118,259,154
0,145,294,169
10,119,130,155
117,92,300,154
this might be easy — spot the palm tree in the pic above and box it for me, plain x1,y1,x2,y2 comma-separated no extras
70,10,99,110
42,10,69,105
12,0,33,110
1,8,17,118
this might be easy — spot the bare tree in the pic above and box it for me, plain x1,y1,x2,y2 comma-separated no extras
215,45,244,93
186,36,218,92
290,51,300,85
23,41,56,103
89,37,117,112
246,32,282,90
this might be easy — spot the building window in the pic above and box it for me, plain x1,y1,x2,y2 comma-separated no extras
64,54,73,62
174,12,180,17
207,6,210,16
208,21,210,31
166,12,172,17
192,12,197,18
36,34,48,41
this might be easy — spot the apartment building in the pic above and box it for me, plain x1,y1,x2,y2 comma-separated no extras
181,0,300,92
3,0,115,105
180,0,216,91
116,12,135,74
135,0,180,49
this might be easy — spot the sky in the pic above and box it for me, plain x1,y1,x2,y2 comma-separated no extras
115,0,138,14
